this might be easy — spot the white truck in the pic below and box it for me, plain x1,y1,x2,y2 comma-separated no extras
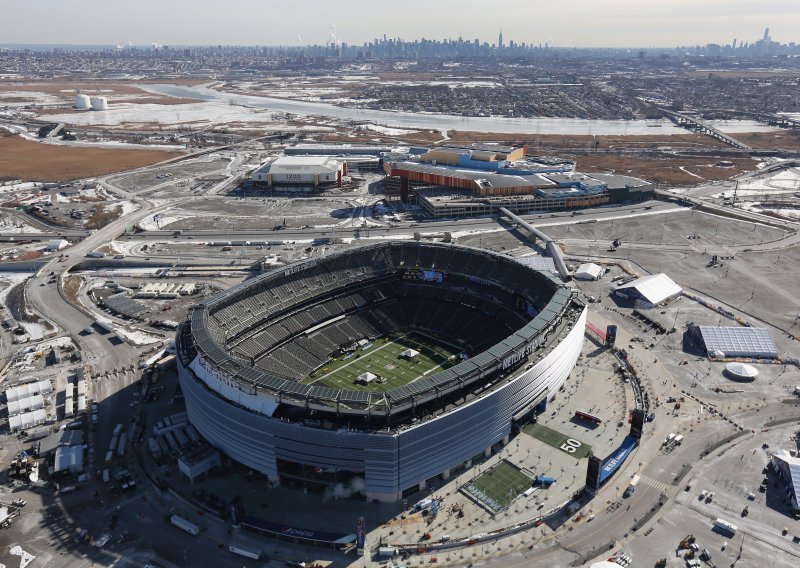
624,475,641,498
228,544,260,559
170,514,200,536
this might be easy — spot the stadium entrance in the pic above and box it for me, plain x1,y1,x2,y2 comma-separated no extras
276,459,368,500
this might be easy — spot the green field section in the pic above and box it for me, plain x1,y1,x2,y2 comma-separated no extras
464,460,532,512
305,330,460,392
522,423,593,459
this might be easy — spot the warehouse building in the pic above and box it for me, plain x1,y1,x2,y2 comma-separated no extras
251,156,346,190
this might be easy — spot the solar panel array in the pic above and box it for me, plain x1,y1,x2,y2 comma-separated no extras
186,242,576,410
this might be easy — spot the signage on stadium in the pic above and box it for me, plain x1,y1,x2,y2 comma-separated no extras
502,340,539,370
284,260,317,277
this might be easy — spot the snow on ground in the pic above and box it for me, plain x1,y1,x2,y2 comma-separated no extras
42,101,275,127
109,200,139,216
712,168,800,198
18,321,45,341
0,181,38,194
0,272,31,305
136,213,185,231
0,212,43,233
737,201,800,219
355,124,419,136
114,326,162,345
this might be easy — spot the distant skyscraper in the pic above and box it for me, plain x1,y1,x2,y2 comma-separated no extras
732,38,737,49
763,27,770,42
498,30,503,49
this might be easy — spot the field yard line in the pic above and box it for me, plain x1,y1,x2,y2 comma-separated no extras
309,332,409,384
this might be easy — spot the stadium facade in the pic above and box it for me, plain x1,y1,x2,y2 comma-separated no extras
176,242,586,502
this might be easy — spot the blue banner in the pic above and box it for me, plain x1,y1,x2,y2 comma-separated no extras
599,435,637,483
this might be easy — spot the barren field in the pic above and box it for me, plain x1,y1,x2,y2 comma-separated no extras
574,155,757,185
445,130,728,150
0,132,183,182
734,130,800,150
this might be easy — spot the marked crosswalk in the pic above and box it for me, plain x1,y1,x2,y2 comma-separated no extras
639,475,669,494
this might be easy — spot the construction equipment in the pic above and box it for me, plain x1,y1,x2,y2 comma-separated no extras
608,236,626,252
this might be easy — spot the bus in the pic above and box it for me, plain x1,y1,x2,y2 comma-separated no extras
713,518,737,536
575,411,602,425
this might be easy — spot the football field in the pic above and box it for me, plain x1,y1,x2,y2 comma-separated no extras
306,330,460,392
463,460,533,512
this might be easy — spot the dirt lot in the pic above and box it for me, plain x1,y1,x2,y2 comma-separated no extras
574,154,757,185
0,132,183,182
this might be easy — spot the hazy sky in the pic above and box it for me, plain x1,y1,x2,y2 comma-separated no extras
2,0,798,48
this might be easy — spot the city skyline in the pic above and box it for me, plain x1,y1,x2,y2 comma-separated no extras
2,0,798,49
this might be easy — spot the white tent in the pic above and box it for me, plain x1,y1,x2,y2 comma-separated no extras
614,273,682,306
46,239,69,251
7,394,44,416
5,380,52,402
574,263,603,281
725,362,759,380
400,348,420,359
356,372,377,385
8,408,47,432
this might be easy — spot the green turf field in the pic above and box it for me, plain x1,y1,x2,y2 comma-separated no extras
522,423,593,459
465,460,532,512
305,330,460,392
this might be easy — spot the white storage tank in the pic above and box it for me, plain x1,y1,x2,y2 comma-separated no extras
74,94,91,110
90,96,108,111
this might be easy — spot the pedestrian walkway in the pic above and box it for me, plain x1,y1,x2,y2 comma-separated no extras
639,474,669,494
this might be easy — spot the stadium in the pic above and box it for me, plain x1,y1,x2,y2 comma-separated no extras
176,241,586,502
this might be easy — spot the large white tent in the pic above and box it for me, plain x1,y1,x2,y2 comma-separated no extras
574,263,603,281
613,273,682,306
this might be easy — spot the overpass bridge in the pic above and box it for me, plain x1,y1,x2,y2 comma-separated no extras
660,109,752,150
496,207,571,280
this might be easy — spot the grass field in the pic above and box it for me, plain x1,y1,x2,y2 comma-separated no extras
306,330,460,392
464,460,532,512
522,423,593,459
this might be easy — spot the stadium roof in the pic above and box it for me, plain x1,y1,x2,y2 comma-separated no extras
615,273,682,305
188,242,577,414
698,326,778,359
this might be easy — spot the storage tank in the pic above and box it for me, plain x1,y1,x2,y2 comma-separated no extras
90,96,108,111
74,94,91,110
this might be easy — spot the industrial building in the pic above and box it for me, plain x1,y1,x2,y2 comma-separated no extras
251,156,347,190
